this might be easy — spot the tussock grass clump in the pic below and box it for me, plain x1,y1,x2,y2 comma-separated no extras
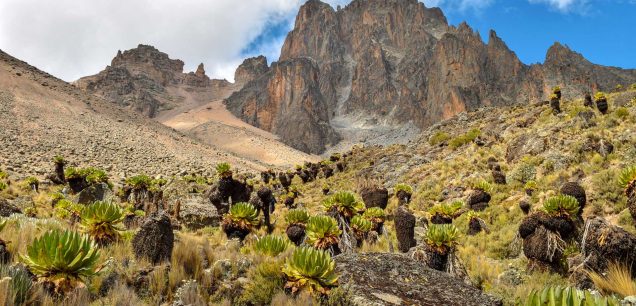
0,264,32,306
587,262,636,298
449,129,481,149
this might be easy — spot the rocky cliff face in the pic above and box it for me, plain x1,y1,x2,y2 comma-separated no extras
224,0,636,153
225,58,340,154
76,45,223,117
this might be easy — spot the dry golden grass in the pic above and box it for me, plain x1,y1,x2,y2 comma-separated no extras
588,262,636,298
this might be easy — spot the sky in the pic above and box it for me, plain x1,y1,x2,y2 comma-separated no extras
0,0,634,82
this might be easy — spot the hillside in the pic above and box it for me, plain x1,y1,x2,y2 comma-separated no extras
0,49,264,178
0,81,634,305
76,45,319,167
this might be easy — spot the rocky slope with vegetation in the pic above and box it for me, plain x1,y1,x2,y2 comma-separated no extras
0,83,635,305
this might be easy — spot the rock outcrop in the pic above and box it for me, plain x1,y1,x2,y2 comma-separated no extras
234,56,269,85
225,58,340,154
335,253,502,305
132,212,175,264
224,0,636,153
76,45,227,117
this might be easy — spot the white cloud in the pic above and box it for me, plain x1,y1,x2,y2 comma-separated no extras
527,0,589,13
0,0,305,82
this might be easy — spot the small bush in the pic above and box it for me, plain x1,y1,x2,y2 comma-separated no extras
254,235,291,257
216,162,232,178
614,107,630,120
510,163,537,184
239,261,286,305
429,131,450,146
449,129,481,149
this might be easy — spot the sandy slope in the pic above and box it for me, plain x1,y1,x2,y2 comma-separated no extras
0,49,265,178
160,97,320,167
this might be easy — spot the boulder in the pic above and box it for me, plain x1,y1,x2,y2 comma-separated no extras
359,187,389,209
0,199,22,217
177,194,220,230
581,217,636,276
132,213,174,264
505,134,547,163
335,253,502,306
76,183,113,204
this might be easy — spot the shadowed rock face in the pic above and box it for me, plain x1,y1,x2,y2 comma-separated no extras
234,56,269,85
225,58,340,154
225,0,636,153
335,253,502,306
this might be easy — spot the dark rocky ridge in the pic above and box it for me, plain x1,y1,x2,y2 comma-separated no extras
224,0,636,153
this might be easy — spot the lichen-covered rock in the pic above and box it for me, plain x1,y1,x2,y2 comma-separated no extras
335,253,502,306
177,194,220,230
76,182,113,204
132,212,174,264
506,134,547,163
581,217,636,276
0,199,22,217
